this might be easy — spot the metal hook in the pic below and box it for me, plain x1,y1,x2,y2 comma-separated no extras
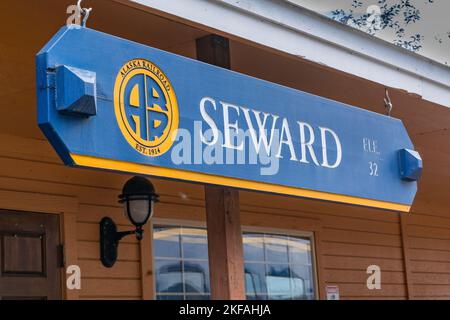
384,89,393,117
82,7,92,27
76,0,92,28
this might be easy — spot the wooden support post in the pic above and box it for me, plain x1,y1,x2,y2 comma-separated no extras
196,34,246,300
204,186,245,300
196,34,231,69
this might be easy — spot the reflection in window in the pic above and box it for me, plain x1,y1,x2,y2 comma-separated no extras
153,226,210,300
153,226,315,300
243,233,315,300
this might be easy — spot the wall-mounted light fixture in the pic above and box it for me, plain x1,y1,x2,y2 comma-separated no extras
100,176,159,268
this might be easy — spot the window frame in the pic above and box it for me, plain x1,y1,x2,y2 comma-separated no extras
151,218,319,300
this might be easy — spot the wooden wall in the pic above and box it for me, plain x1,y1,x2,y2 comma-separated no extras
0,133,205,299
1,131,449,300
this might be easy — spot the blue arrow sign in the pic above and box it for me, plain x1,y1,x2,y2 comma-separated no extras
36,26,422,212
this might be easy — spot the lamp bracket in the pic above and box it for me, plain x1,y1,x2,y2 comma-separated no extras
100,217,140,268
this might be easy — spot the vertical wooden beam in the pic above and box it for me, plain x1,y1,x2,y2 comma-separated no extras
400,213,414,300
196,34,231,69
204,186,245,300
197,34,246,300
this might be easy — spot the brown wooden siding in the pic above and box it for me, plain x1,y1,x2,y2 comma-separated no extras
0,133,449,299
403,212,450,299
240,192,407,300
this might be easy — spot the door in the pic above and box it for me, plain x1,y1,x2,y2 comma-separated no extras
0,210,61,300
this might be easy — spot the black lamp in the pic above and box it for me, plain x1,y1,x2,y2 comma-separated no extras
100,176,159,268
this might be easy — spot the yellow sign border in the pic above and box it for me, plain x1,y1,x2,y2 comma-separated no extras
70,153,411,212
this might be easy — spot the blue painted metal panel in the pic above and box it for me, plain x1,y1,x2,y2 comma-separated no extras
36,26,420,210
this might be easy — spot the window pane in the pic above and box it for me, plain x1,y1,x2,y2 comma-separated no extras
183,261,210,293
243,234,265,261
155,259,183,294
264,235,288,263
266,264,291,299
290,264,315,299
266,263,290,278
290,277,306,299
153,225,210,301
153,227,181,258
266,276,291,299
244,263,266,295
243,232,316,300
182,228,208,260
288,237,311,265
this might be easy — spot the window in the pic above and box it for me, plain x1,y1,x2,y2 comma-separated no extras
153,226,210,300
243,233,315,300
153,224,316,300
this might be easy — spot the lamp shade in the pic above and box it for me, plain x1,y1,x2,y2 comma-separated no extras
118,176,159,226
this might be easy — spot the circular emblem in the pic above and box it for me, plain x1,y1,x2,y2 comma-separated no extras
114,58,179,157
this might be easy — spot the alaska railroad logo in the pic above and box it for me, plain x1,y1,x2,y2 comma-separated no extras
114,58,179,157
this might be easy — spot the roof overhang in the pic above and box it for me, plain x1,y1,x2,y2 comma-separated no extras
119,0,450,109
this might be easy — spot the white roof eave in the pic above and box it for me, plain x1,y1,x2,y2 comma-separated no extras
125,0,450,108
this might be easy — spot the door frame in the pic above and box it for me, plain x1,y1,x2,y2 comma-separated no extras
0,189,79,299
